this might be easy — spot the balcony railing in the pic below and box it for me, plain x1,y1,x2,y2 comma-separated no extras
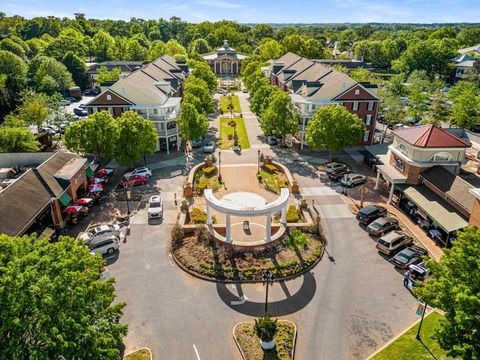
157,127,179,138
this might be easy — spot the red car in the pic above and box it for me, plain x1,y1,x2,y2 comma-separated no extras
120,174,148,187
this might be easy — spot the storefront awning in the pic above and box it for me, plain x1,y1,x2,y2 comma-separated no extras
403,186,468,233
58,192,73,207
377,164,407,183
85,166,94,178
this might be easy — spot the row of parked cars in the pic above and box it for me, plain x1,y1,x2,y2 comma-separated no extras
357,205,429,273
79,224,122,255
325,162,367,187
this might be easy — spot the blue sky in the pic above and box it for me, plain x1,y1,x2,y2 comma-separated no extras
3,0,480,23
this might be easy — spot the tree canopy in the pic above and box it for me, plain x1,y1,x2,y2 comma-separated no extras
260,91,299,143
177,102,208,142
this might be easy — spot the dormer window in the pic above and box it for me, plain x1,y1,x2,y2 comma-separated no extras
106,95,112,101
355,89,360,95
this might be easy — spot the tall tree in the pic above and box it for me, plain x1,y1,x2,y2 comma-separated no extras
260,91,299,145
449,81,480,129
62,51,88,89
415,227,480,359
250,83,279,116
379,96,407,141
177,102,208,146
92,29,115,61
148,40,166,61
0,127,40,152
427,90,451,126
164,39,187,57
305,104,366,161
183,76,215,114
188,38,210,55
0,234,127,359
32,56,74,95
16,91,51,131
64,111,119,167
96,66,122,84
0,50,27,116
188,60,216,93
116,111,158,165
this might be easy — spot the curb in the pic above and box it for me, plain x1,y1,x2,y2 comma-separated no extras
170,234,326,284
124,347,153,360
366,309,437,359
233,320,297,360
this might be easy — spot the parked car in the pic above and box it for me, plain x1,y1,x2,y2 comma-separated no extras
390,245,428,269
366,217,399,236
356,205,387,225
192,137,203,148
242,88,248,93
79,224,122,243
267,136,278,146
148,195,163,219
40,126,58,135
376,230,413,256
408,261,430,285
327,169,351,181
73,108,88,116
65,96,77,103
79,104,86,109
218,88,227,94
124,167,152,179
120,174,148,187
203,141,215,153
87,235,119,255
340,173,367,187
85,87,101,96
324,162,349,174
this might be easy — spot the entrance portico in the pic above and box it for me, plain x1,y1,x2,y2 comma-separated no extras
375,165,407,204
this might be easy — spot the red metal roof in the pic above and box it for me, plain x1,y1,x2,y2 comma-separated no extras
394,125,471,148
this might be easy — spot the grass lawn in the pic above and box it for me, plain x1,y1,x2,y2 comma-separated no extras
124,348,151,360
259,168,287,194
220,95,241,113
371,311,448,360
219,116,250,150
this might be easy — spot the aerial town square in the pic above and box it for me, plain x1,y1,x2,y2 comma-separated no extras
1,1,480,359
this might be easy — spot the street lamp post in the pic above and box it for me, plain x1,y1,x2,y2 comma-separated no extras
218,151,222,183
124,180,132,216
257,150,260,174
262,270,275,314
416,302,428,340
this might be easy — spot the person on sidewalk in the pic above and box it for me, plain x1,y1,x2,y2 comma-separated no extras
403,271,410,287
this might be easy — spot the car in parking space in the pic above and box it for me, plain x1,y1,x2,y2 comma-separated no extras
192,137,203,148
120,174,148,187
366,216,399,236
267,136,278,146
40,126,59,135
87,235,119,255
242,88,248,93
79,224,122,243
148,195,163,219
218,88,227,94
356,205,387,225
340,173,367,187
390,245,428,269
203,141,215,153
73,107,88,116
327,168,351,181
79,104,86,109
376,230,413,256
408,261,430,285
324,162,348,174
124,167,152,179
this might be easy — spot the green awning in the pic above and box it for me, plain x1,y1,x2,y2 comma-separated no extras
85,166,94,178
58,192,73,207
402,186,468,233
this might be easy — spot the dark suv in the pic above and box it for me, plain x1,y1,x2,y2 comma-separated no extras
356,205,387,225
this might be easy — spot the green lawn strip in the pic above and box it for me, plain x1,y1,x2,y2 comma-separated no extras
235,321,295,360
219,117,250,150
124,348,151,360
220,95,241,113
371,311,448,360
259,169,280,194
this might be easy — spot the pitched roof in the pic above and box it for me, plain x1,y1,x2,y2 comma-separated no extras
458,44,480,55
86,61,144,74
394,125,471,148
419,166,475,214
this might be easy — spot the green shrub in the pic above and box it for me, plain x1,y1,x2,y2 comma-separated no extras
196,178,210,192
286,229,308,249
195,224,211,244
278,179,287,188
191,208,207,224
254,314,278,342
203,166,216,177
286,205,300,223
171,223,184,243
263,164,277,173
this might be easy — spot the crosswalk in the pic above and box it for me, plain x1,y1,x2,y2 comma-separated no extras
301,186,354,220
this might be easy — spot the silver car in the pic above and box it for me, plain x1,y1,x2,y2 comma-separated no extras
79,224,121,243
340,173,367,187
88,235,119,255
325,162,348,174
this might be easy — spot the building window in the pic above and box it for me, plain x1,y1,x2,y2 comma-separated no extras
431,152,455,162
353,102,359,111
368,102,374,110
397,143,408,155
365,115,372,125
394,156,405,171
312,104,316,111
363,131,370,142
106,95,111,101
355,89,360,95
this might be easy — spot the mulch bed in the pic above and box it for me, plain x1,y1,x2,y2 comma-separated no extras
172,229,322,281
234,321,296,360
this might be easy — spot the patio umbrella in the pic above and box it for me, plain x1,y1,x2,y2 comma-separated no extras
89,184,104,193
74,198,94,206
89,177,105,184
97,168,113,176
63,205,84,213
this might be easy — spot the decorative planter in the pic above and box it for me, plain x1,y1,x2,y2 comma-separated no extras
183,183,193,198
260,339,276,350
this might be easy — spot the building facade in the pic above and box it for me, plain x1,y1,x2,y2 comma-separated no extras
85,55,186,153
202,40,249,77
267,52,380,148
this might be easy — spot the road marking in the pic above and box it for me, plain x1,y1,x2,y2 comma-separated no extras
231,295,248,306
193,344,201,360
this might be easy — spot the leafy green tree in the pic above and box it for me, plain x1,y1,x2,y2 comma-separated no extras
184,76,215,114
64,111,119,167
25,38,46,58
16,91,51,130
415,227,480,359
0,38,26,59
0,50,27,116
164,39,187,57
426,90,451,126
96,66,122,84
32,56,74,95
92,29,115,61
189,60,216,93
62,51,88,89
349,68,375,83
116,111,158,165
0,234,127,359
177,102,208,145
305,104,365,161
255,39,284,61
43,34,87,60
188,38,210,55
148,40,166,61
260,91,299,145
125,38,148,61
379,96,407,141
449,81,480,129
0,127,40,152
457,28,480,47
250,83,279,116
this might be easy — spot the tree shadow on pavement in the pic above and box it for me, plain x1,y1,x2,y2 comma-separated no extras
216,271,316,317
419,338,438,360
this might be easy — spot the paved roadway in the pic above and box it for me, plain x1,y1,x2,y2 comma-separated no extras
109,96,419,359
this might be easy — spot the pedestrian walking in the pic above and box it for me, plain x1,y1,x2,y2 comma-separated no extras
403,271,410,287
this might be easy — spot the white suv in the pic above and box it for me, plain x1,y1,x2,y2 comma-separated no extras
79,224,121,243
148,195,163,219
87,235,119,255
124,167,152,179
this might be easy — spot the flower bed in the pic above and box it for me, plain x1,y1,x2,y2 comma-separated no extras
234,321,296,360
193,167,222,194
172,228,322,281
259,167,289,195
